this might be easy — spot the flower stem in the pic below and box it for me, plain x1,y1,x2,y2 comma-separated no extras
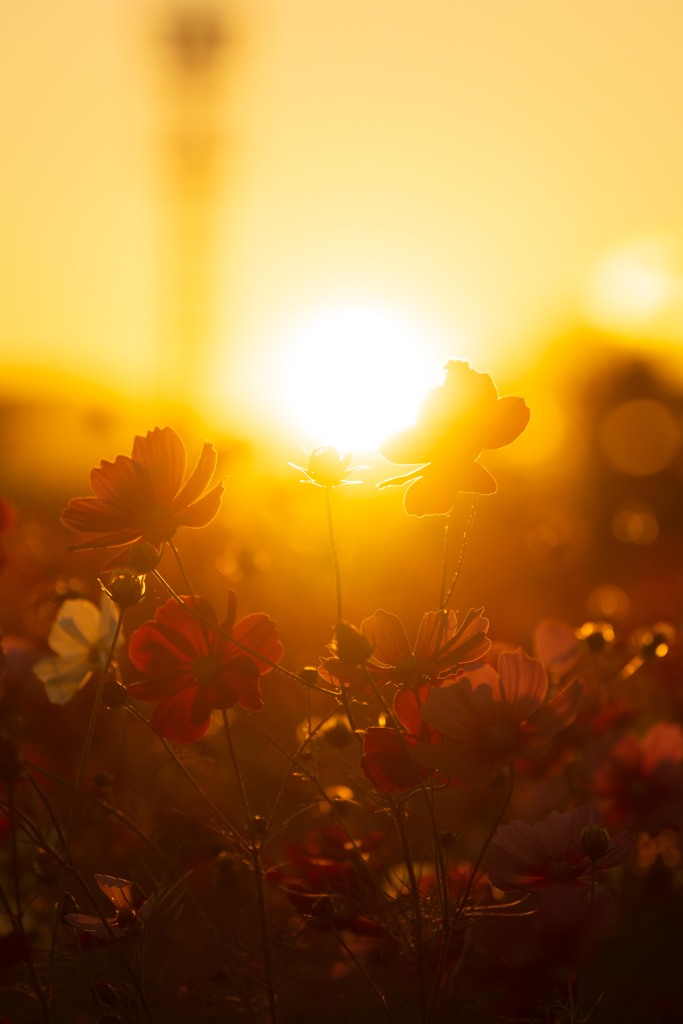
454,762,515,919
438,511,452,610
391,796,428,1024
125,703,250,857
325,486,343,622
440,495,479,610
221,710,277,1023
46,610,125,1000
8,782,51,1023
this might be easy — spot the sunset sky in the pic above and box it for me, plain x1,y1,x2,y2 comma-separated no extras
3,0,683,452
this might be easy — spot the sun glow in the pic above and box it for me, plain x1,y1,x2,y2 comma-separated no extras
275,304,445,452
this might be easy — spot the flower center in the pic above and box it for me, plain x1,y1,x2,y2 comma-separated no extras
394,656,417,675
142,506,176,543
547,858,576,881
484,719,519,756
193,655,220,685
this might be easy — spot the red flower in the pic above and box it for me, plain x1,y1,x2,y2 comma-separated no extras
360,684,446,792
271,824,386,936
592,722,683,834
324,607,490,694
361,727,429,793
486,805,633,893
61,427,223,553
128,594,283,742
379,360,530,516
412,649,582,784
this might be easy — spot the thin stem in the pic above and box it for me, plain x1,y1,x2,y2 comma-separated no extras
438,511,452,610
124,703,250,857
8,783,51,1023
221,710,277,1024
454,762,515,919
46,610,125,996
325,486,343,622
441,495,479,610
391,797,428,1024
332,924,398,1024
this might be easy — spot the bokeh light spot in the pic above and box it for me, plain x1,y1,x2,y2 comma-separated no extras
600,399,681,475
612,501,660,545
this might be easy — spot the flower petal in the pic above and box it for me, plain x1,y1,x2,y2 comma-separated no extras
362,610,411,665
497,649,548,716
33,655,93,704
478,396,530,450
47,599,102,656
172,442,218,510
174,483,224,530
150,688,210,743
229,614,283,674
132,427,186,504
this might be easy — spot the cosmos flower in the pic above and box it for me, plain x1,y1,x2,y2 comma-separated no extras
360,682,447,792
592,722,683,834
128,594,283,743
33,597,121,705
412,649,582,784
289,446,362,488
61,426,224,554
317,606,489,696
486,805,633,893
379,360,530,516
66,874,151,939
360,727,429,793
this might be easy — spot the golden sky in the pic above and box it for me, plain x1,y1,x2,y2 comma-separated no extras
3,0,683,446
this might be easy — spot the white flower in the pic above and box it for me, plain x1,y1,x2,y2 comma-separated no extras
33,597,121,705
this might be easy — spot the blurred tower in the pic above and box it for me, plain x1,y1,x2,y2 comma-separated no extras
155,4,231,414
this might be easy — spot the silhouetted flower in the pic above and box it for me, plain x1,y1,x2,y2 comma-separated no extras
413,649,582,784
361,727,430,793
61,427,223,554
289,446,362,487
128,594,282,742
486,806,633,892
33,597,121,705
379,360,530,515
592,722,683,834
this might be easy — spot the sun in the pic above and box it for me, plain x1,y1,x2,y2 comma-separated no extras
275,303,444,452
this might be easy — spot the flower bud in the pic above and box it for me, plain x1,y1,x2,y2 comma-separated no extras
332,621,372,666
128,542,162,574
102,675,128,711
306,447,353,487
580,823,612,861
100,568,145,609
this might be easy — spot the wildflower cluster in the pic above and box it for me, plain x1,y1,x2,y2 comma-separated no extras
0,360,681,1023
